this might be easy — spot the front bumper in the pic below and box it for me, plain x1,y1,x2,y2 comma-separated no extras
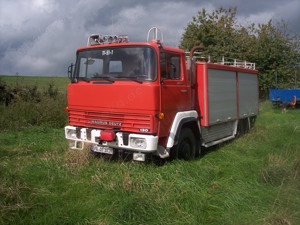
64,125,158,153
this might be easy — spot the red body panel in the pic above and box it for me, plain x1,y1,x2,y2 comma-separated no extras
159,76,191,137
195,63,208,125
67,81,160,133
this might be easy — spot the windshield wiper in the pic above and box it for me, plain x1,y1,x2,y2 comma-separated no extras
92,76,115,83
78,77,91,83
118,76,143,84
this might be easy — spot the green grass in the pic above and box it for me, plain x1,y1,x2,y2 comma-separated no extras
0,102,299,225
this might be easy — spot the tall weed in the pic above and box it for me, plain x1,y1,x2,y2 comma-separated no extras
260,154,290,186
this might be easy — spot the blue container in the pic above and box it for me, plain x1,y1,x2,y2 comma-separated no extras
269,88,300,103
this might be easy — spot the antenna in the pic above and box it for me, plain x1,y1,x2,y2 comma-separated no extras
111,11,114,34
147,27,164,42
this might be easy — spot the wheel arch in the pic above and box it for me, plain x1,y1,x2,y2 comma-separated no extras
166,111,201,149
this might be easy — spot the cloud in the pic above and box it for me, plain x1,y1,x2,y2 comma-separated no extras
272,0,300,34
0,0,298,76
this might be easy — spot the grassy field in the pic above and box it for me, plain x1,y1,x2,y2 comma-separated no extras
0,75,69,92
0,76,299,224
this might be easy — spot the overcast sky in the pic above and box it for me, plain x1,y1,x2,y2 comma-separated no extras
0,0,299,76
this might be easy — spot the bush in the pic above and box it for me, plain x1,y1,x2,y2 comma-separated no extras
44,82,58,99
0,81,67,130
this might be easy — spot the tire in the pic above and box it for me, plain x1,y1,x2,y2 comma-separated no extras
175,128,196,161
237,118,250,136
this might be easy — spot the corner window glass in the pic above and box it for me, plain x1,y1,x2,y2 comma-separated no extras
160,52,181,80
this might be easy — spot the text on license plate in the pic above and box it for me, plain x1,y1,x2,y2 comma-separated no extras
92,146,114,154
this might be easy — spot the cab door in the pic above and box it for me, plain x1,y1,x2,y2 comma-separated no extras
159,51,191,138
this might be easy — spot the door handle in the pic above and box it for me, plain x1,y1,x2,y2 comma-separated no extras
180,89,188,93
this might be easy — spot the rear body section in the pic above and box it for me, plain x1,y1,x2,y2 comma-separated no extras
196,62,258,126
195,62,258,147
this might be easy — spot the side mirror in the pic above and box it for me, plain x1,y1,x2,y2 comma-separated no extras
68,63,74,79
160,77,166,85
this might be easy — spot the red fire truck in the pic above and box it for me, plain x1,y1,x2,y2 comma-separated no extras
65,27,259,161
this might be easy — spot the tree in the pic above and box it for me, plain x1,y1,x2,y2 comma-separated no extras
180,7,300,96
180,7,243,59
254,20,300,92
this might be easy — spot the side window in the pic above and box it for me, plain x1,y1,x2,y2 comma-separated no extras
160,52,181,80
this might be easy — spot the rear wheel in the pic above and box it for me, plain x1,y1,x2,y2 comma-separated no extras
237,116,257,136
175,128,196,161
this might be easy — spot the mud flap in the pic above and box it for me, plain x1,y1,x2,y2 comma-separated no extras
157,146,169,158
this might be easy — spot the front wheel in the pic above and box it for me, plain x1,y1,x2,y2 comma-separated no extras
172,128,196,161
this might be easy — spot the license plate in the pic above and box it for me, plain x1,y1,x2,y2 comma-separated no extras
92,145,114,155
133,153,146,161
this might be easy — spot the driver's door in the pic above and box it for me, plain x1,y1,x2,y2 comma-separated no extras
159,51,191,138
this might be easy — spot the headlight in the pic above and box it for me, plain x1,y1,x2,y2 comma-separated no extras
130,137,147,149
66,129,77,139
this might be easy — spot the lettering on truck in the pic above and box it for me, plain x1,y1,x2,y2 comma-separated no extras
91,120,122,126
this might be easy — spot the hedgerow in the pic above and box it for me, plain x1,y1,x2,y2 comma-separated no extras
0,79,67,130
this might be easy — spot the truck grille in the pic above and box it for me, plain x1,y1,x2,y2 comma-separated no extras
68,110,154,133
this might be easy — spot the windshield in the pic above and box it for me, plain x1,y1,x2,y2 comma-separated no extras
74,46,157,82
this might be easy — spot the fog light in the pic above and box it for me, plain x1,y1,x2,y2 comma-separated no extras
133,153,146,161
130,137,147,149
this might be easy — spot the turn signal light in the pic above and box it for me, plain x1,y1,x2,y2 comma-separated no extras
156,112,165,120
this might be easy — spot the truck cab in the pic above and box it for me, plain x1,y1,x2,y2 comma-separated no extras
65,28,193,161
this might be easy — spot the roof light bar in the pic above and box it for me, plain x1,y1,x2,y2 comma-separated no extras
87,34,128,46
